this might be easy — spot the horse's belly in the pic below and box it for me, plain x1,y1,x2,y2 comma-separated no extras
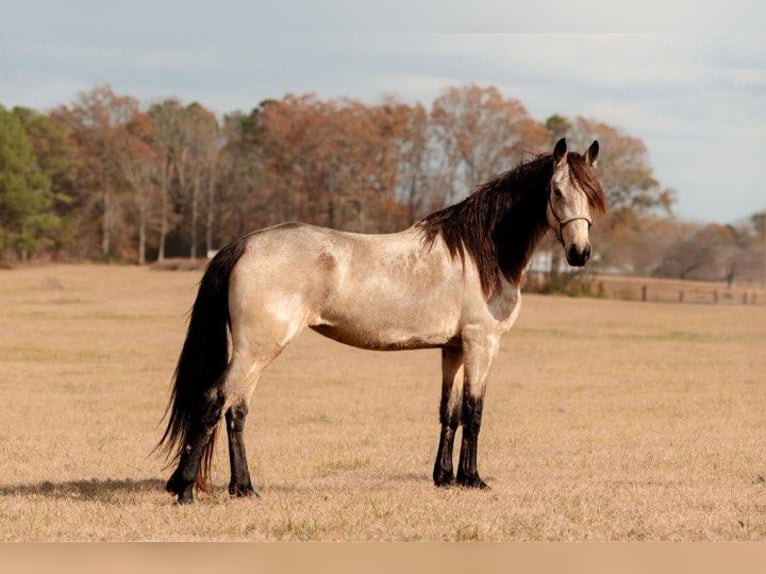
310,324,455,351
310,307,458,351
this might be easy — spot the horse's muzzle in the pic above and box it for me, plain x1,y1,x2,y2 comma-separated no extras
566,244,591,267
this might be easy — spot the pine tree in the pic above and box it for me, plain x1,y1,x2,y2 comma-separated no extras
0,106,63,260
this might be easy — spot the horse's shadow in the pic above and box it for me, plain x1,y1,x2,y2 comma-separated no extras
0,473,490,501
0,478,166,501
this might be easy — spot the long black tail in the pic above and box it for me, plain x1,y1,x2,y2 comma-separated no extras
157,239,248,491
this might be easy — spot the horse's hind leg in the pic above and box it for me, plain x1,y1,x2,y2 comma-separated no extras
225,365,263,498
433,347,464,487
220,352,270,498
226,402,256,497
224,304,310,497
165,386,226,504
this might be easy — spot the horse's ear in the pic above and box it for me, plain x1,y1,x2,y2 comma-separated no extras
553,138,567,166
585,140,599,167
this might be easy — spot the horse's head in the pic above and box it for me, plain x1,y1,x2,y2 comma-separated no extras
546,138,605,266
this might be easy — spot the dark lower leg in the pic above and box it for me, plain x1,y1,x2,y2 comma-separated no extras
166,390,224,504
433,424,457,486
166,426,215,503
433,348,463,487
226,403,257,497
456,396,488,489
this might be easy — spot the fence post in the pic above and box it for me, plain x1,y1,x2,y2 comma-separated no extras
743,291,748,305
713,290,719,304
642,285,647,302
679,290,684,303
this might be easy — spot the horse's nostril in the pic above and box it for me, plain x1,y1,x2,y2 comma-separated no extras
567,245,591,266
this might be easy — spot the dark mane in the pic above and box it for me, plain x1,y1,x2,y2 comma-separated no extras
417,152,606,298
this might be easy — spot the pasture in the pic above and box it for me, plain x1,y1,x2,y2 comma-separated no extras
0,264,764,540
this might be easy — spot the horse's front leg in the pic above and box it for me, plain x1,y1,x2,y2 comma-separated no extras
433,347,464,487
456,329,499,489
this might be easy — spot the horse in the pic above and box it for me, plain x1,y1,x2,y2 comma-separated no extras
158,137,606,503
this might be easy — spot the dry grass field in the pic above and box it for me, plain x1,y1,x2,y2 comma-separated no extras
0,264,764,541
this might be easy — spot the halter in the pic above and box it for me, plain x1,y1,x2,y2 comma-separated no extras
548,196,592,243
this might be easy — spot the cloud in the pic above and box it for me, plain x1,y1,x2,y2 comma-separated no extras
1,26,764,223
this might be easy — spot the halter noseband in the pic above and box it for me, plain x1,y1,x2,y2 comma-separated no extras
548,196,592,243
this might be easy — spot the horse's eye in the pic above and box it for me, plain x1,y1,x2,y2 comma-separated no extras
553,187,563,198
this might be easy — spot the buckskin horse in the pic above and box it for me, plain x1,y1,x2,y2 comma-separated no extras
158,138,605,503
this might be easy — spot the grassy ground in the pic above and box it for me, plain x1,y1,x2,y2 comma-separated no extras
0,264,764,540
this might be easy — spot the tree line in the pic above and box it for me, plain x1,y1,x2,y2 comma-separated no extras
0,83,763,285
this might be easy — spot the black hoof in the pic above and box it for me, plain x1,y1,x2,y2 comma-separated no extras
229,483,259,498
176,490,194,504
166,474,194,504
433,468,455,488
456,474,489,490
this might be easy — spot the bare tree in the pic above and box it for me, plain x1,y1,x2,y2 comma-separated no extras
52,85,141,260
430,85,549,204
113,110,159,264
185,103,221,258
566,116,674,216
148,99,189,260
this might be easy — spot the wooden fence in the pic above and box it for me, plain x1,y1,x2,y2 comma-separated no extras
592,275,765,306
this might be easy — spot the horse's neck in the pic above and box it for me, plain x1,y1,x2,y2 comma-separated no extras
493,190,549,286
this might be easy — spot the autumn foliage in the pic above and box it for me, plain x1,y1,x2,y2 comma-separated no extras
1,83,763,285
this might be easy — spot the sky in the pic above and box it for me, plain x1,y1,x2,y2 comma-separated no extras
1,2,764,224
